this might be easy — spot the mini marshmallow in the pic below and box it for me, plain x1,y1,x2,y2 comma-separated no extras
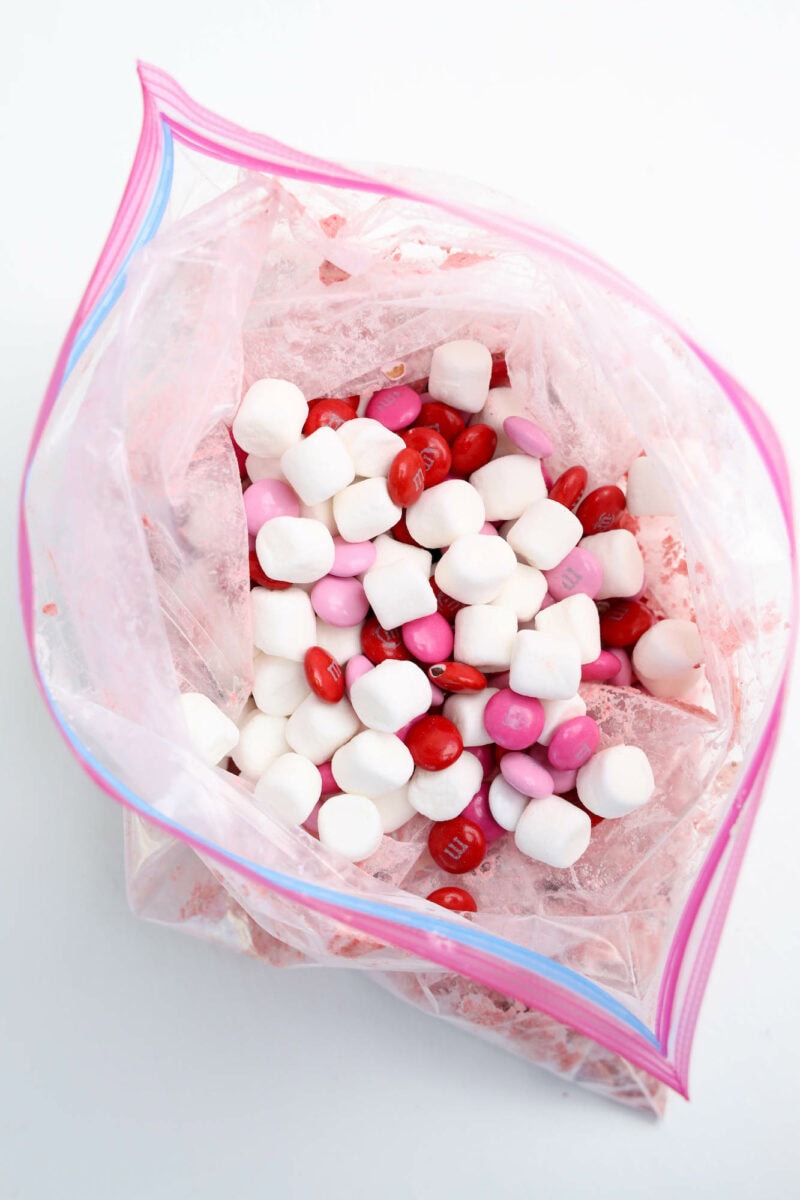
336,418,406,477
331,730,414,796
404,480,485,549
579,529,644,600
233,379,308,457
300,497,337,533
256,517,335,584
469,455,547,521
349,660,432,733
632,619,704,698
252,654,310,716
231,710,289,778
434,534,517,604
454,605,518,672
285,694,360,764
476,387,523,455
507,498,583,570
625,455,674,517
534,593,601,665
317,793,384,861
280,426,355,505
254,752,322,825
576,744,655,818
407,751,483,820
491,563,548,622
363,560,437,630
537,694,587,746
179,692,239,766
251,587,317,661
315,620,364,665
370,533,433,577
514,795,592,867
488,775,528,831
443,688,499,747
371,786,416,833
245,455,284,483
427,339,492,414
333,477,402,543
510,630,581,700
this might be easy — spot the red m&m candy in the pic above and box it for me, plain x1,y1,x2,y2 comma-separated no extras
303,399,357,435
303,646,345,703
416,401,466,444
387,448,426,507
548,465,588,510
427,886,478,913
599,599,656,647
576,485,626,535
360,615,410,663
404,715,463,771
402,427,452,487
249,549,291,590
450,423,498,475
427,661,487,693
428,817,486,874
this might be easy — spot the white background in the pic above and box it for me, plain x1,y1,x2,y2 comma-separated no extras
1,3,799,1196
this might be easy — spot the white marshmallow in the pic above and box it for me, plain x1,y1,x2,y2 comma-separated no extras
625,455,674,517
254,752,322,825
404,480,485,549
280,426,355,505
371,533,432,577
434,534,517,605
491,563,548,622
534,593,601,665
579,529,644,600
537,694,587,746
507,498,583,570
251,586,317,661
577,745,655,818
285,694,360,764
514,795,592,867
256,517,335,584
231,709,289,778
510,630,581,700
371,786,416,833
632,619,704,699
317,793,384,862
252,654,310,716
350,660,432,733
476,387,522,455
336,418,406,477
315,620,363,665
454,605,518,672
299,497,337,533
488,775,528,831
333,477,402,542
233,379,308,457
428,339,492,413
407,751,483,820
179,692,239,767
443,688,499,747
245,455,284,483
469,455,547,521
362,560,437,630
331,730,414,796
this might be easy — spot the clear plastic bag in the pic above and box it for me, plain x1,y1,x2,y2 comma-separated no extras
20,64,795,1114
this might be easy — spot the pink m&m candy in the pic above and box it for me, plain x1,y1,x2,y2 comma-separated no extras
479,521,500,536
499,752,554,799
581,649,623,682
402,612,454,664
483,689,545,750
318,761,337,794
547,716,600,771
243,478,299,535
502,416,554,459
311,576,369,627
330,536,376,577
544,547,602,602
345,655,373,693
608,647,634,686
461,781,506,843
365,385,422,431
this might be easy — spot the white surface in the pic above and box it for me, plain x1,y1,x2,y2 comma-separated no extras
1,1,799,1196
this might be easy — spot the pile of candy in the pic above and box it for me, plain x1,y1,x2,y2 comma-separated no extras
180,339,704,915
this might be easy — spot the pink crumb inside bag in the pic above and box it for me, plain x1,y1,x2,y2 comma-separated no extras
19,65,795,1115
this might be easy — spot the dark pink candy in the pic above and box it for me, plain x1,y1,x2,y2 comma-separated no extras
466,745,495,777
461,781,506,843
529,744,577,794
547,716,600,771
581,650,623,682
